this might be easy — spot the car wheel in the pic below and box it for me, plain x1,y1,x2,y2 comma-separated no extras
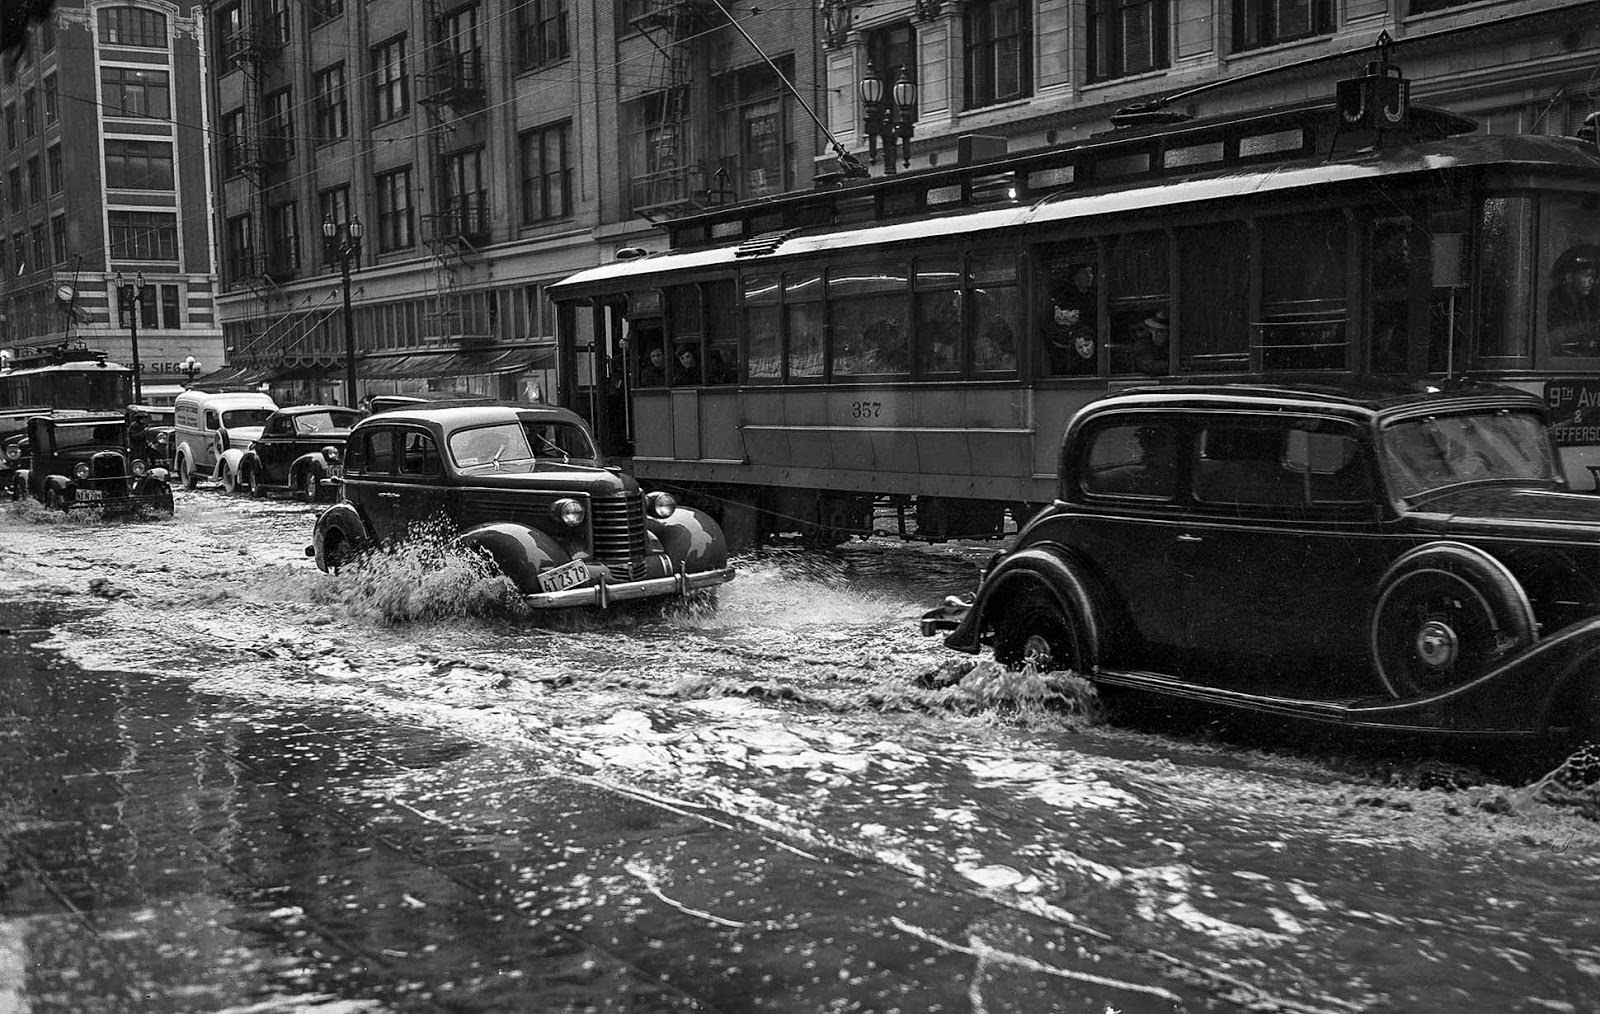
1370,543,1535,698
179,455,198,491
302,470,321,502
221,463,240,494
993,590,1087,674
246,465,264,498
45,488,64,511
322,528,367,574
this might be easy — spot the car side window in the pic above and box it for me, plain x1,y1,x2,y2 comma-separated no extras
363,429,398,475
1284,426,1372,504
204,410,220,429
1194,420,1370,507
399,431,441,477
1082,422,1180,499
267,415,291,436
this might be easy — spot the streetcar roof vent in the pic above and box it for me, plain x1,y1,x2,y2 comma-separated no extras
734,229,802,258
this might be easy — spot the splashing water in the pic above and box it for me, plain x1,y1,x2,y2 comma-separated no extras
312,522,521,624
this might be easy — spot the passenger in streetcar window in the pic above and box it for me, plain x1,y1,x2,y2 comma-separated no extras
673,346,701,385
1130,311,1171,376
705,346,737,385
1043,264,1099,375
1547,243,1600,356
639,345,667,387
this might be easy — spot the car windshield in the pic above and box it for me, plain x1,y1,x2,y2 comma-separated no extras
293,410,359,435
523,421,598,463
52,423,124,450
1380,411,1558,499
449,423,536,471
221,408,274,428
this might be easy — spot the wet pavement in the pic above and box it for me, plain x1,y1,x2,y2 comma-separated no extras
2,490,1599,1012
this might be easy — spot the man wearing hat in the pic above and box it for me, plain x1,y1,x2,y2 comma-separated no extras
1131,310,1171,376
1043,263,1098,375
1549,243,1600,355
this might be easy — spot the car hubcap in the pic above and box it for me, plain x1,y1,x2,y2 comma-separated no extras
1021,633,1056,670
1415,619,1458,670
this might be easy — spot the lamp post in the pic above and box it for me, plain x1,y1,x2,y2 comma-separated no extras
115,271,147,403
322,215,362,408
181,355,203,387
858,64,917,174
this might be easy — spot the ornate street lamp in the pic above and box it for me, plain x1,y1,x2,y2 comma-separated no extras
322,215,363,408
115,271,148,403
859,63,918,173
181,355,203,387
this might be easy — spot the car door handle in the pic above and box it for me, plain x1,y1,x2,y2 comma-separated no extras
1176,533,1203,543
378,491,401,498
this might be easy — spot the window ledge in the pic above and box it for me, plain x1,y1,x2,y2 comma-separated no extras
1224,33,1334,64
956,95,1036,121
1080,67,1172,94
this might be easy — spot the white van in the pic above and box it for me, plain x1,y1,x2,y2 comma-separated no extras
172,389,278,491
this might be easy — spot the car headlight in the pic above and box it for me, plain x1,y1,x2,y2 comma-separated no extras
73,463,90,481
646,491,677,518
322,446,341,463
3,444,18,461
130,459,147,477
551,498,586,527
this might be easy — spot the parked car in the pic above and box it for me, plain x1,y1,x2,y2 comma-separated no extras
19,413,173,514
365,390,500,415
238,405,361,501
310,403,734,607
921,379,1600,742
172,389,278,491
1,405,47,498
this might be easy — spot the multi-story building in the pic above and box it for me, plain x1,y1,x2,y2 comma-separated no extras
206,0,1599,414
0,0,223,404
202,0,821,406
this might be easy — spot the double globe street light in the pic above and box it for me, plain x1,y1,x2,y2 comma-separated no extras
322,216,363,408
859,62,918,174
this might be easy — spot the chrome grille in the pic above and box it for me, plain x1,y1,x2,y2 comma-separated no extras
590,492,648,580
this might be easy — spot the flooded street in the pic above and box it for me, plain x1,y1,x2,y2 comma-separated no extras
2,490,1599,1012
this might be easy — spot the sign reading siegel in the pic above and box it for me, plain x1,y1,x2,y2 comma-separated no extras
1543,380,1600,445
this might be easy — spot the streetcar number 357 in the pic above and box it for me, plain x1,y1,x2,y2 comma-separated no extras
850,401,882,419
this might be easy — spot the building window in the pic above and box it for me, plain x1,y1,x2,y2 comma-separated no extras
267,203,300,276
623,89,690,215
105,139,175,189
866,23,917,94
964,0,1031,108
26,158,40,204
371,36,409,121
319,186,351,236
439,147,486,235
30,225,46,271
101,67,170,119
40,17,54,52
109,210,179,260
375,167,413,251
1233,0,1333,52
714,59,793,201
43,73,57,123
2,104,13,148
313,64,348,141
1089,0,1169,81
221,109,244,176
51,215,66,264
226,214,253,279
310,0,344,28
6,169,18,207
46,145,61,194
159,284,182,328
216,3,243,65
23,88,36,138
268,0,291,45
263,87,293,161
520,122,571,222
518,0,568,69
99,6,167,48
10,232,24,277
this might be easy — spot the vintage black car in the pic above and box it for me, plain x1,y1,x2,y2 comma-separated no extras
19,413,173,514
1,405,48,498
239,405,361,500
310,404,734,607
922,379,1600,742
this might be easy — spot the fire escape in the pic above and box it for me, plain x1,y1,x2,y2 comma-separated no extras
418,0,489,345
627,0,719,219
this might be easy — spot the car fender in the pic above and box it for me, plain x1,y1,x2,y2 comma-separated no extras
132,474,171,498
455,522,573,593
43,474,72,495
173,440,199,470
647,507,729,574
311,502,372,572
218,447,246,480
948,544,1106,664
291,451,330,483
239,450,261,479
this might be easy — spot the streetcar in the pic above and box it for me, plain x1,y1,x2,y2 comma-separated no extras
550,58,1600,548
1,342,136,494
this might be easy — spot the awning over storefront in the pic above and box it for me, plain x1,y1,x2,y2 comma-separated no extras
193,363,277,389
358,345,556,380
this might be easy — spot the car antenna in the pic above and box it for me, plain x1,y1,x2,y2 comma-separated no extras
704,0,869,179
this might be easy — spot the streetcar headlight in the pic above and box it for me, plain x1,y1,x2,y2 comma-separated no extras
551,498,585,527
646,491,677,519
130,459,147,477
73,463,90,481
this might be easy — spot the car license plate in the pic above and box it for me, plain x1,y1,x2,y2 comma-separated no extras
537,558,591,593
76,489,104,502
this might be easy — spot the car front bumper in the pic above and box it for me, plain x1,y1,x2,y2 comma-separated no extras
521,566,735,609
